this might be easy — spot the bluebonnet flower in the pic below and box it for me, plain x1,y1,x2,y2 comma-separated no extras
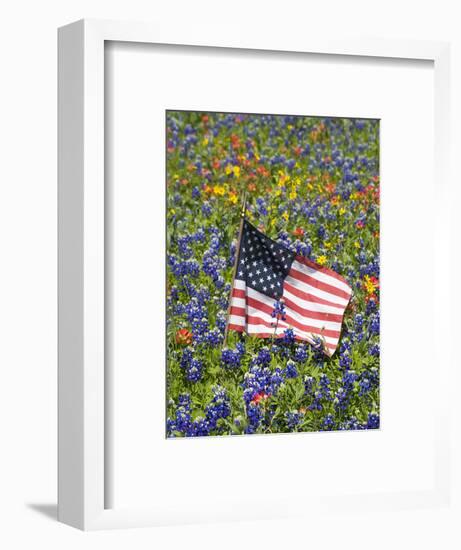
221,347,242,369
245,402,263,433
201,201,212,217
294,344,308,363
369,312,380,335
339,350,352,369
205,328,222,347
322,414,335,431
286,410,302,429
282,328,296,345
368,343,380,357
271,299,286,321
367,412,380,429
186,358,203,382
304,375,315,396
256,346,271,366
205,386,231,430
285,360,298,379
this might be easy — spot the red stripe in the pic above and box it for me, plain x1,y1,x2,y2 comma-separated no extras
282,294,343,323
228,323,244,332
232,288,246,299
295,254,351,287
289,265,351,300
230,306,246,318
246,296,340,340
284,280,346,309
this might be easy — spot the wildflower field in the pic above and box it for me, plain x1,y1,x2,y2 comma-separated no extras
166,111,380,437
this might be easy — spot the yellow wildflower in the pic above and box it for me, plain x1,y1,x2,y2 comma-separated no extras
354,241,361,249
282,211,289,222
363,274,379,294
316,255,327,266
233,165,240,178
339,207,346,216
213,185,225,196
225,165,233,175
324,242,332,250
278,172,289,187
228,192,238,204
289,188,297,200
202,137,209,146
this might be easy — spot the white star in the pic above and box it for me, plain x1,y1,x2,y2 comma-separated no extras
270,283,275,289
238,271,243,276
266,275,271,281
252,280,256,285
259,278,264,283
248,272,253,278
252,261,257,266
263,286,267,291
277,281,281,286
256,269,261,275
263,267,268,272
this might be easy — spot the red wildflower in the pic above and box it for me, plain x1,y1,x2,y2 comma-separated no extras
293,227,305,237
175,328,192,346
251,391,269,404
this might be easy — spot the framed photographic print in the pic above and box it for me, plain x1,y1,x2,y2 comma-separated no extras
58,19,453,531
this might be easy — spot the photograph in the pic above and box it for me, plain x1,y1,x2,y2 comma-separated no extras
166,110,380,437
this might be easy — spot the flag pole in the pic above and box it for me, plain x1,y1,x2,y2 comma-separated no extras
223,190,247,348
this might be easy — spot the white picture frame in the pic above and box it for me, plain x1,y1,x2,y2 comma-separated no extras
58,18,452,530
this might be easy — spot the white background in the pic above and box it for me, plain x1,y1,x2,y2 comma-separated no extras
108,43,435,511
1,1,461,549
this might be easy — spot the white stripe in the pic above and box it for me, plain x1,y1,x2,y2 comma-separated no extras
230,297,246,310
228,314,245,326
285,275,349,307
292,259,352,294
233,278,246,291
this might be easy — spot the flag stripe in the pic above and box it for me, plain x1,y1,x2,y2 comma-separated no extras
290,261,351,300
281,294,344,323
294,256,352,292
285,274,349,307
283,280,346,310
295,255,351,286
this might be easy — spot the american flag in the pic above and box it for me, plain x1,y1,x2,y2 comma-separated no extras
227,219,352,356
